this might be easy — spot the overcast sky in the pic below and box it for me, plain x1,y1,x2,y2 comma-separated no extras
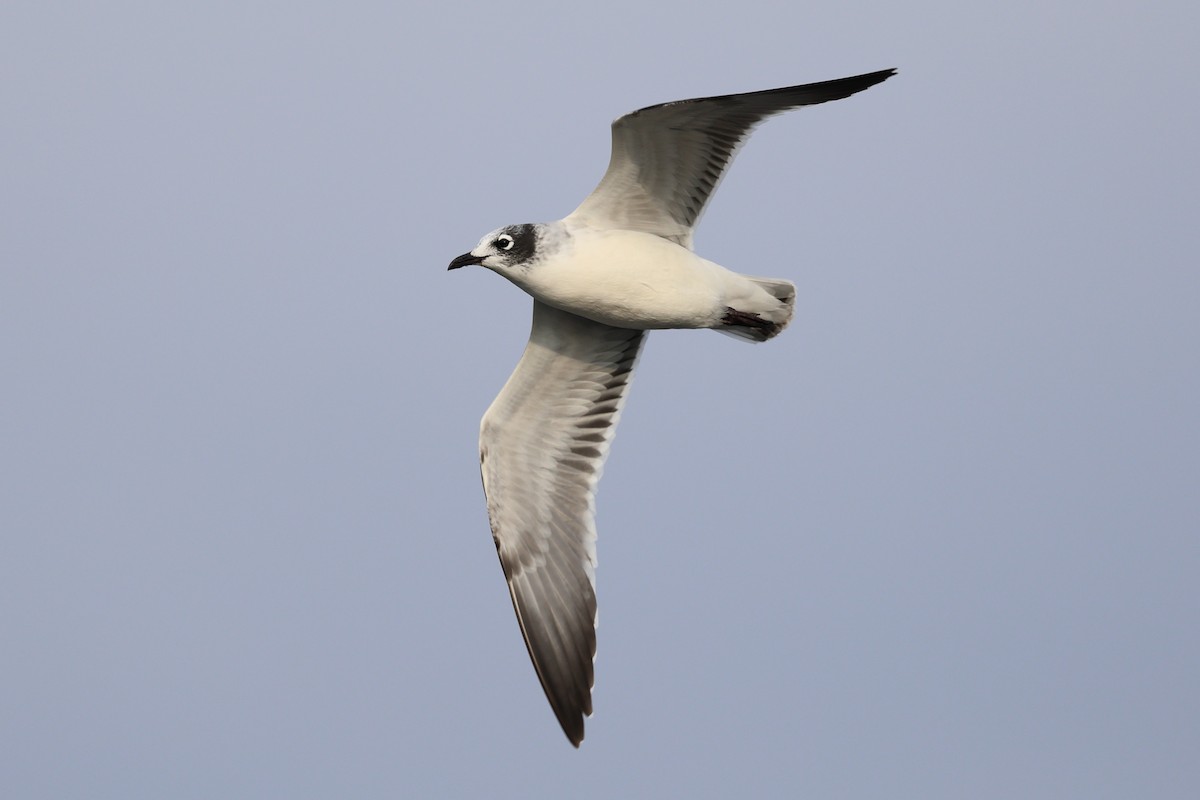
2,1,1197,798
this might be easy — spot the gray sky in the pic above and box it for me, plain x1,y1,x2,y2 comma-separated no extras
2,1,1197,797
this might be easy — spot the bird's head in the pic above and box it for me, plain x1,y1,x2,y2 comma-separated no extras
448,223,540,275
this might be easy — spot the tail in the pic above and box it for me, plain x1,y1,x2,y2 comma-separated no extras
715,276,796,343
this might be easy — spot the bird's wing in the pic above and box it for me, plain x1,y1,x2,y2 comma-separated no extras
480,300,645,746
566,68,896,248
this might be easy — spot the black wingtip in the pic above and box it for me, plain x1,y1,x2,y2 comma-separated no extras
806,67,898,99
865,67,898,85
555,705,586,748
633,67,898,119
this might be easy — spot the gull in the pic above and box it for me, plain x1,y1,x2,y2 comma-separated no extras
448,68,895,746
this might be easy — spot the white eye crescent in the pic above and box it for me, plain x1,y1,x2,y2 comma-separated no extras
495,234,515,251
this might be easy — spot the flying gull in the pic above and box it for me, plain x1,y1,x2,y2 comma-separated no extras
448,68,895,746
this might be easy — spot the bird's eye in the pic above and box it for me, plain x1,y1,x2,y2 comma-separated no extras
495,234,515,251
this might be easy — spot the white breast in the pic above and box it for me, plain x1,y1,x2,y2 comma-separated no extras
518,226,735,330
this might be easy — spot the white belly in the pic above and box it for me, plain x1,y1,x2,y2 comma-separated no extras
514,228,735,330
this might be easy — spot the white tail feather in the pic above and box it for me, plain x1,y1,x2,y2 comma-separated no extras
715,276,796,343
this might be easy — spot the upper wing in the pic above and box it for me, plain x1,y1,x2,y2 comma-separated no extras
567,68,896,247
480,300,645,746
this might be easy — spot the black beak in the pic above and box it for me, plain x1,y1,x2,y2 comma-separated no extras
448,252,484,270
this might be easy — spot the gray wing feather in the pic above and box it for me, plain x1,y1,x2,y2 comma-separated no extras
567,68,896,247
480,300,645,746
